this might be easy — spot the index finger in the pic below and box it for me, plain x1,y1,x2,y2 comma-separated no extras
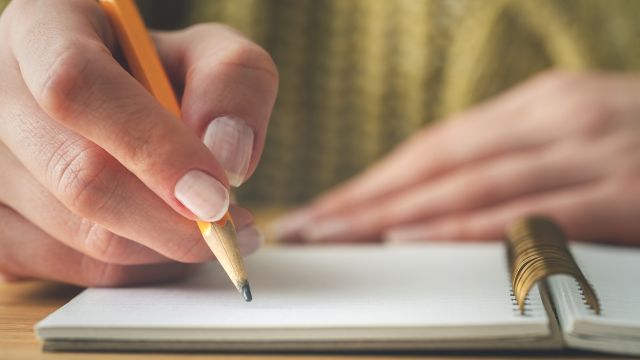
10,0,231,222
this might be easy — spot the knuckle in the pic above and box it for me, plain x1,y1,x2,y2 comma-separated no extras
222,41,279,80
48,142,118,218
76,221,125,263
38,41,107,119
186,22,234,37
562,90,614,135
190,39,278,83
531,69,579,91
117,117,176,175
530,71,614,136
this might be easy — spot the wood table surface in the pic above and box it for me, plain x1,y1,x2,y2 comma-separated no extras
0,207,635,360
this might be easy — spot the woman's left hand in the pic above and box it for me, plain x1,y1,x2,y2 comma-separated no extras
272,70,640,246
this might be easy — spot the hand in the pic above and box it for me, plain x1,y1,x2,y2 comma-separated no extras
273,70,640,246
0,0,278,286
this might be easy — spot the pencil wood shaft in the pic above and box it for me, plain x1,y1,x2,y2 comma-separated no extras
198,220,249,292
99,0,251,300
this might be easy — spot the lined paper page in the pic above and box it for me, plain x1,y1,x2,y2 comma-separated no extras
37,244,549,342
549,243,640,355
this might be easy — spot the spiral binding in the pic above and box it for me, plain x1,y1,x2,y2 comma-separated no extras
509,285,531,315
505,216,600,315
576,279,602,314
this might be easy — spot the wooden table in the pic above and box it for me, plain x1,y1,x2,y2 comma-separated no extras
0,208,634,360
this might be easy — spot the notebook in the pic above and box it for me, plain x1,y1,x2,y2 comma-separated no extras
36,242,640,355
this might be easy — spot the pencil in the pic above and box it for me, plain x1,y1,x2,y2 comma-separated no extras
98,0,252,302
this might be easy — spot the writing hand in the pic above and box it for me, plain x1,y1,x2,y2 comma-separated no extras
0,0,277,285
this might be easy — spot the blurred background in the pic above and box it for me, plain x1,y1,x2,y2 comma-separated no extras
6,0,640,206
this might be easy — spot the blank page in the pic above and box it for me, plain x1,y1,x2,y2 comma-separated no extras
37,244,549,342
548,243,640,355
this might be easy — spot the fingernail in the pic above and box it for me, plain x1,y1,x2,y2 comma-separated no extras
384,226,430,244
269,209,314,242
175,170,229,221
203,116,254,187
302,218,349,242
237,225,264,255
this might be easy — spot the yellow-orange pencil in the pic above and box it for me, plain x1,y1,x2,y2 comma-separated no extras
99,0,252,301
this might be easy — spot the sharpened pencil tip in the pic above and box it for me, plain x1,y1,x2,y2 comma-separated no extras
241,282,252,302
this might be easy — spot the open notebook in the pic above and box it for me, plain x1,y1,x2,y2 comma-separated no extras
36,243,640,355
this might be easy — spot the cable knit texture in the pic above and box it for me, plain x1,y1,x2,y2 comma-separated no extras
2,0,640,204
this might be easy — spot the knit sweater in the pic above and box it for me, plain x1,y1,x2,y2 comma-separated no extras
2,0,640,204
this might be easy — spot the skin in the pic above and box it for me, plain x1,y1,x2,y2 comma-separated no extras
0,0,278,286
275,70,640,246
2,2,638,287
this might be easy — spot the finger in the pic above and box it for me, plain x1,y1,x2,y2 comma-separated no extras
384,179,640,246
10,0,231,222
299,137,613,243
0,205,193,287
0,142,172,265
153,24,278,186
228,205,263,255
272,71,639,240
0,60,219,264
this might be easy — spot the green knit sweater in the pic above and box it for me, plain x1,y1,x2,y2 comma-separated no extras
2,0,640,204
